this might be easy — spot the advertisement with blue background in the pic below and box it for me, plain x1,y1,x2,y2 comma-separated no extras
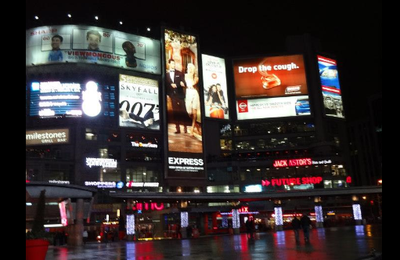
318,55,345,118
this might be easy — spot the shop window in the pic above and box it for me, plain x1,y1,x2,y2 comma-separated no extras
43,170,68,182
100,167,121,182
220,139,232,151
107,132,121,142
126,167,158,183
85,128,98,141
324,180,333,188
333,180,347,188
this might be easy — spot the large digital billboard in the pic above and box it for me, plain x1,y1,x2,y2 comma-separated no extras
317,55,345,118
26,25,161,74
163,28,204,178
233,54,308,99
118,74,160,130
236,95,310,120
202,54,230,120
29,80,116,118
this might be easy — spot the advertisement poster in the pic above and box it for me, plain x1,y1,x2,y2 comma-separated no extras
233,54,308,99
29,81,115,119
26,25,161,74
164,28,204,178
236,95,311,120
201,54,230,120
118,74,160,130
317,55,345,118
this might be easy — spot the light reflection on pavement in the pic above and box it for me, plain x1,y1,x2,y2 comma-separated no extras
43,224,382,260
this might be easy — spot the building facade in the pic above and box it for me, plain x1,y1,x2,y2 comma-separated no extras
26,25,380,240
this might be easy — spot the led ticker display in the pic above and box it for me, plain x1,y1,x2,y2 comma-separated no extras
236,95,310,120
119,74,160,130
29,80,116,118
261,176,323,187
30,81,82,117
317,55,345,118
233,54,308,99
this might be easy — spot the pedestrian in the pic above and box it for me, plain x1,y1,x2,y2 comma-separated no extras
300,213,312,243
245,216,255,239
83,230,88,245
291,215,301,243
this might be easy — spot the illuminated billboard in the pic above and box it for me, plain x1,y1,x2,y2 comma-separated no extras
29,80,116,118
233,54,308,99
26,129,69,146
163,28,204,178
118,74,160,130
26,25,161,74
317,55,345,118
236,95,310,120
201,54,230,120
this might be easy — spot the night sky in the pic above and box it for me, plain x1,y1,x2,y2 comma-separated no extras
26,0,382,122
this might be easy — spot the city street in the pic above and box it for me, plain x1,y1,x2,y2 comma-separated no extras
43,224,382,260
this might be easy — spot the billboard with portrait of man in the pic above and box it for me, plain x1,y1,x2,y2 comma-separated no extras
26,25,161,74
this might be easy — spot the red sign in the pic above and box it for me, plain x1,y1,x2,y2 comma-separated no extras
273,158,312,168
238,206,249,213
262,176,323,187
237,100,249,113
129,202,164,211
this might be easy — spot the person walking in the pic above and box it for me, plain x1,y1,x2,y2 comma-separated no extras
300,213,312,243
83,230,88,245
245,217,255,239
291,215,301,243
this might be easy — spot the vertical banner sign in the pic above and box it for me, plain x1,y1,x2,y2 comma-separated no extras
317,55,345,118
201,54,230,120
163,28,205,178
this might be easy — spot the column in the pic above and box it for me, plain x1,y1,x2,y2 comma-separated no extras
180,211,188,239
352,204,363,225
274,206,283,231
352,195,363,225
314,205,324,228
67,198,84,246
232,209,240,234
126,214,135,241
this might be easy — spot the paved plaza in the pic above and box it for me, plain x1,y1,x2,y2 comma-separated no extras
42,224,382,260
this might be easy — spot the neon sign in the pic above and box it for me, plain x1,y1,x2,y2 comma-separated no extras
129,202,164,211
58,201,68,226
273,158,312,167
86,158,117,168
262,176,323,187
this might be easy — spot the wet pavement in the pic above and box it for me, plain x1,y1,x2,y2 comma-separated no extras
43,224,382,260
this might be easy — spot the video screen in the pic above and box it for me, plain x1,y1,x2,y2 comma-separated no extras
233,54,308,99
202,54,230,120
317,55,345,118
29,80,116,118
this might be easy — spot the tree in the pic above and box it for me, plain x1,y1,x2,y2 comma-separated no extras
27,189,49,240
